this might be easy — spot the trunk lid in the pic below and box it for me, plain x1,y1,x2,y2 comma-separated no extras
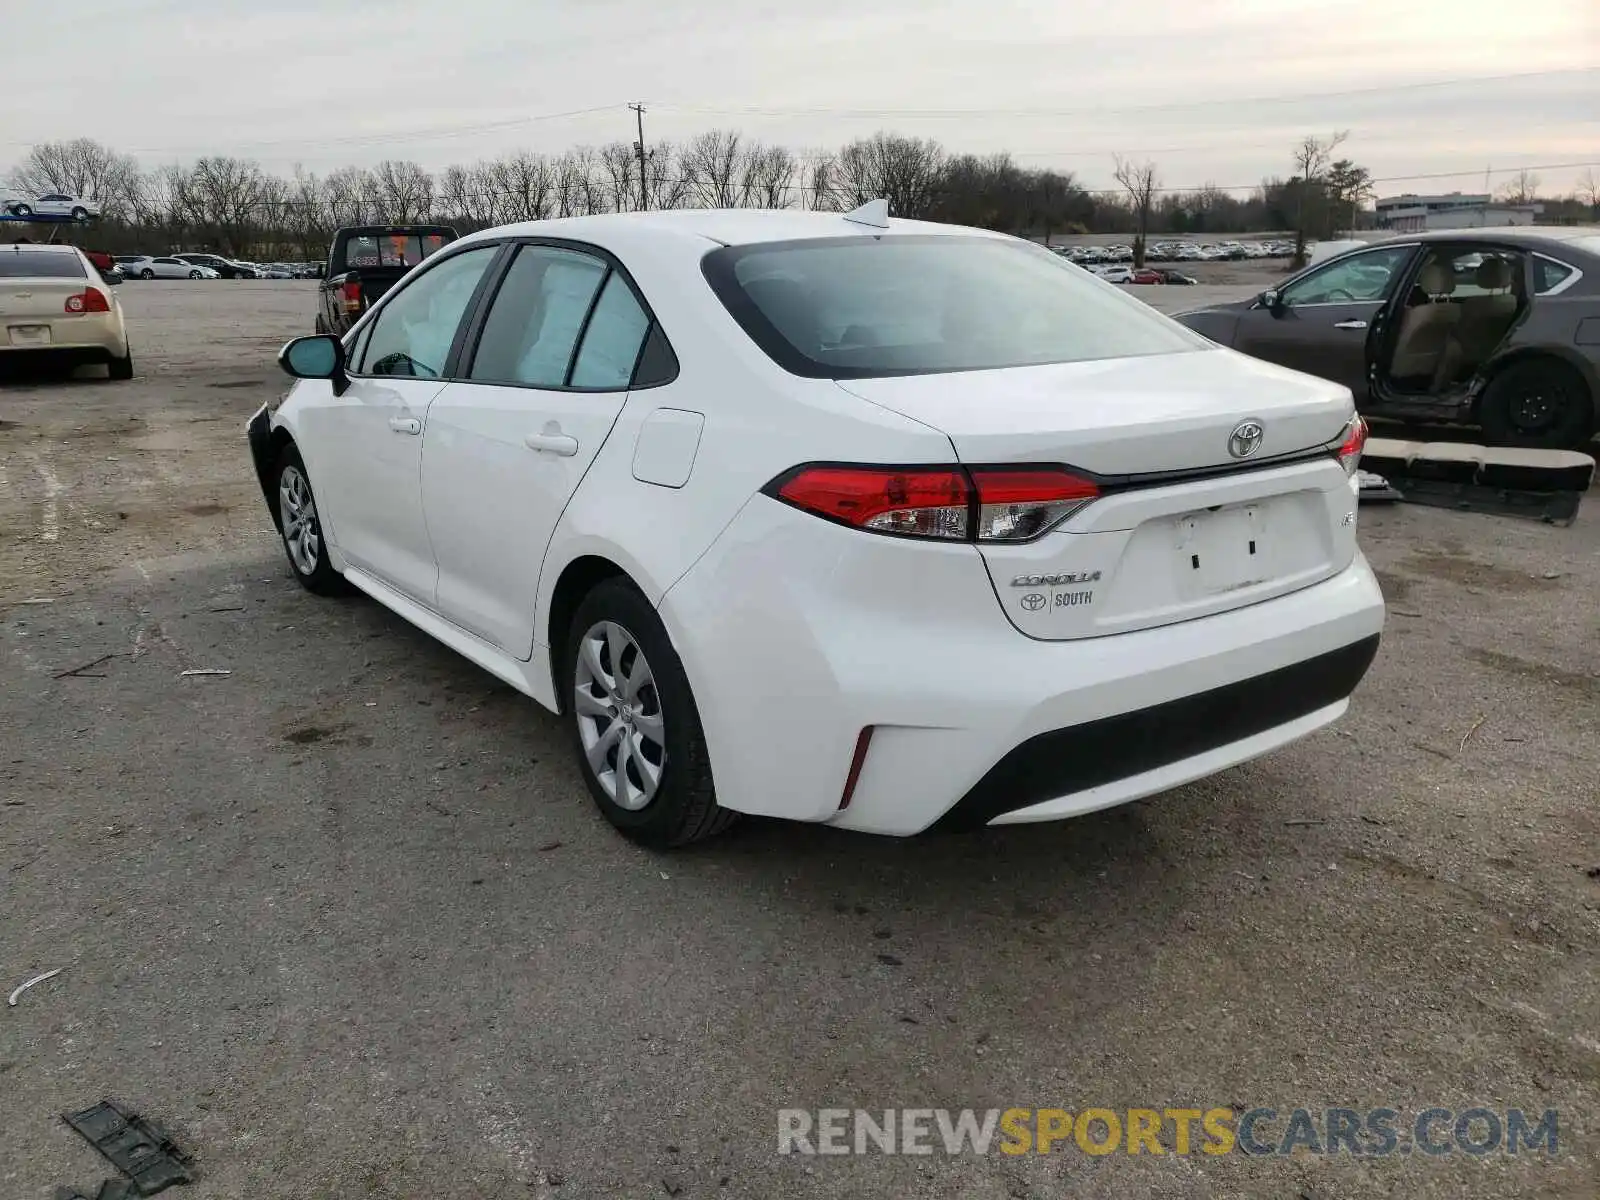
836,348,1362,640
0,278,87,323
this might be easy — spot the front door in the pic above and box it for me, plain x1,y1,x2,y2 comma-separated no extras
1232,243,1416,402
295,243,501,604
423,243,654,657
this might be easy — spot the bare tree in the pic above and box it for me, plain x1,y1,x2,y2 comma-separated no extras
490,153,557,223
183,156,272,254
1288,131,1347,267
283,168,332,261
801,152,839,211
1496,169,1541,206
644,142,689,211
737,144,798,209
1577,168,1600,218
369,160,434,223
682,130,746,208
599,141,639,214
322,166,373,227
9,138,141,220
1113,155,1160,267
833,133,945,218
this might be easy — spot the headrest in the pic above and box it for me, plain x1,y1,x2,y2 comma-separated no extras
1417,262,1456,295
1475,257,1514,290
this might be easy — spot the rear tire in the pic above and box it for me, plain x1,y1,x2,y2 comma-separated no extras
1479,358,1595,450
12,203,31,218
107,350,133,381
563,579,734,848
71,207,88,221
274,444,347,595
314,312,328,335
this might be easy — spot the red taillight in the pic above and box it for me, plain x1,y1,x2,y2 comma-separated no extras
776,466,971,539
1333,414,1368,474
341,279,363,313
969,468,1100,541
770,465,1100,542
63,289,109,315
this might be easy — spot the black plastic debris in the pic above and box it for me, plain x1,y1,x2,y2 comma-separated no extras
1355,469,1402,503
55,1182,141,1200
60,1102,193,1196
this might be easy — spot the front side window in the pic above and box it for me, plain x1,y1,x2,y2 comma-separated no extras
468,245,608,387
1281,246,1414,306
703,235,1207,379
360,245,498,379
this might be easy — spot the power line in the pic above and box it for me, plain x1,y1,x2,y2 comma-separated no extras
650,67,1598,121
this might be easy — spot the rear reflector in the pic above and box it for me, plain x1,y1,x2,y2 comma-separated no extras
63,289,109,315
770,464,1100,543
838,727,875,810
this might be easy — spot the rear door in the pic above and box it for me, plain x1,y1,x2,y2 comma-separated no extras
421,242,651,657
1231,244,1417,401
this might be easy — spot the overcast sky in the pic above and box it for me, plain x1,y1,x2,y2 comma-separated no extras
1,0,1595,197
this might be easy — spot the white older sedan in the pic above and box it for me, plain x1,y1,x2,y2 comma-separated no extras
1,243,132,377
248,204,1383,846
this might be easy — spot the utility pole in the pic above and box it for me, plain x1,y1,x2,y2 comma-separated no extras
629,103,648,211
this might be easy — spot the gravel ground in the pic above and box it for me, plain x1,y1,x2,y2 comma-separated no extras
1,281,1597,1199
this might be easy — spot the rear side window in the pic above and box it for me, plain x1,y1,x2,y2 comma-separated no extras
702,235,1206,379
0,251,85,278
1532,256,1577,295
468,246,607,387
570,273,650,388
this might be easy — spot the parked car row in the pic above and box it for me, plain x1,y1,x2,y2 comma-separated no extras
1056,239,1302,265
1083,264,1199,285
100,254,325,280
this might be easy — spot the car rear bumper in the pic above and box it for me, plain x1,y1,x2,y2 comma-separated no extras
659,496,1385,836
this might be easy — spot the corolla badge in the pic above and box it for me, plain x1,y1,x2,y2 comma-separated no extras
1228,419,1265,459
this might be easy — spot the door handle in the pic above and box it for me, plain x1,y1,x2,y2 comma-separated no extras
524,431,579,456
1333,319,1368,330
388,416,422,435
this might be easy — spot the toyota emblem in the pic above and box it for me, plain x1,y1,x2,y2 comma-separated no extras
1020,593,1047,612
1228,419,1265,459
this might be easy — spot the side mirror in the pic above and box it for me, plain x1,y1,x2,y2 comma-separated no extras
1259,289,1285,314
278,334,348,394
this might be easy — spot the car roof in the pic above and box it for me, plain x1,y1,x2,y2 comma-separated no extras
457,208,999,250
3,242,82,253
1401,226,1600,246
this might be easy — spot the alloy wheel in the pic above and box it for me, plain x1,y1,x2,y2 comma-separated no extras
573,620,666,811
278,465,321,576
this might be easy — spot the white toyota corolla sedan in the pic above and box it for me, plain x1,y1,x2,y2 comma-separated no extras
248,204,1384,847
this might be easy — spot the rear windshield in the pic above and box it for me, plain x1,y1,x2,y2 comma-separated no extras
702,235,1207,378
0,251,85,279
343,232,450,270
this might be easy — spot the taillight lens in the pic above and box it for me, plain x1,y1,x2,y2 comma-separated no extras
63,289,109,315
770,465,1100,542
970,468,1100,541
1332,414,1367,474
776,467,971,539
341,279,363,311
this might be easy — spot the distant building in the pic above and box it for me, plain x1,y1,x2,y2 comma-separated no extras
1375,191,1543,231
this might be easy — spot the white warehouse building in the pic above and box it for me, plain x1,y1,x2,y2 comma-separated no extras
1375,192,1543,231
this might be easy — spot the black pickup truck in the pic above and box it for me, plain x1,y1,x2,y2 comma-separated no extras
314,224,457,336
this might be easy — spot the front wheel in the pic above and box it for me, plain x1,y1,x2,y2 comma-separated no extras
564,580,733,848
274,445,347,595
1479,359,1595,450
140,269,154,279
71,207,88,221
12,204,31,218
188,270,203,279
